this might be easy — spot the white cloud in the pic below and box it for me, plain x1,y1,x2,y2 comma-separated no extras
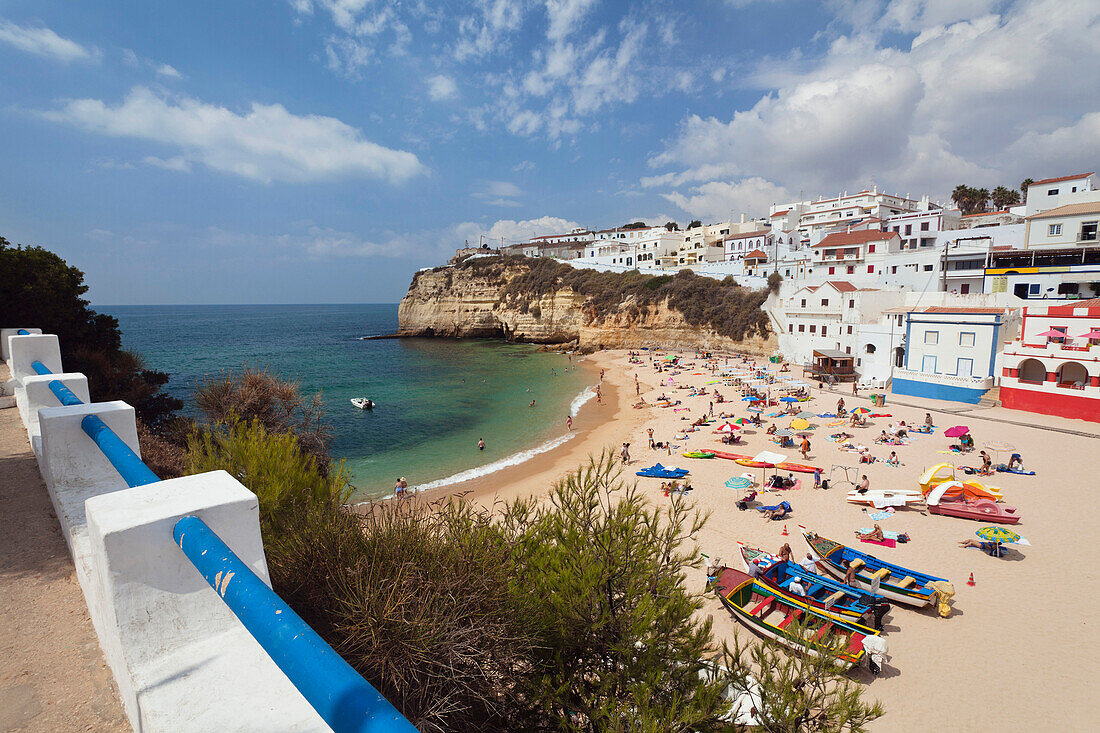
426,74,458,100
122,48,184,79
571,23,647,115
661,178,794,220
546,0,599,41
454,0,527,61
142,155,191,172
43,86,426,184
0,20,97,62
455,215,582,246
650,0,1100,207
473,180,523,206
156,63,183,79
513,160,536,172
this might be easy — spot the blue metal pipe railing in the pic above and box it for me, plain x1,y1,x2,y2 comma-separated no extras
173,516,418,733
26,336,417,730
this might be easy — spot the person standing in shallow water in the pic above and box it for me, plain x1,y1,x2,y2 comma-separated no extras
478,438,485,451
566,415,573,430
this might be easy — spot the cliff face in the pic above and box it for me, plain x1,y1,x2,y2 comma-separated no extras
398,262,777,355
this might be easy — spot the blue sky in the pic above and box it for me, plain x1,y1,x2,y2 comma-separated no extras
1,1,1097,304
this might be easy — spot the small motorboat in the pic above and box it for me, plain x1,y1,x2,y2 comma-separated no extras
350,398,375,410
636,463,689,479
800,528,946,608
845,489,924,509
926,483,1020,524
714,567,878,669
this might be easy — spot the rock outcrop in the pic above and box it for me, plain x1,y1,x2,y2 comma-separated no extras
397,260,777,355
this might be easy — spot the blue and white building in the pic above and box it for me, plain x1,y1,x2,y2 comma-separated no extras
890,307,1019,403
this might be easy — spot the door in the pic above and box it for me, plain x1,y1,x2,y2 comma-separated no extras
960,283,970,294
922,355,937,374
956,358,973,377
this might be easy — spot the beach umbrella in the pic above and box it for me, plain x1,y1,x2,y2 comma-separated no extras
795,411,816,419
773,428,793,437
742,395,762,401
975,526,1022,544
780,396,799,403
717,422,741,432
1079,328,1100,340
851,406,871,415
725,476,753,490
733,417,752,425
944,425,970,438
1034,329,1067,339
985,441,1015,453
790,418,810,430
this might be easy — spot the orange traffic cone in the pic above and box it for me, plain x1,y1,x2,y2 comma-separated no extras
781,524,789,537
967,572,975,586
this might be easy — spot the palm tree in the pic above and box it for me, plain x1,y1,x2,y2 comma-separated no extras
1020,178,1034,204
991,186,1020,211
951,184,971,213
974,188,991,213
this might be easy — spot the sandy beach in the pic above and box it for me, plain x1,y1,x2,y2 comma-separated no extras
436,347,1100,731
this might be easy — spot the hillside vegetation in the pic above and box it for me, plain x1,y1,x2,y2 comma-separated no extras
442,255,772,342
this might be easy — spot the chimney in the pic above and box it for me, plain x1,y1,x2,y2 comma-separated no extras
740,213,746,224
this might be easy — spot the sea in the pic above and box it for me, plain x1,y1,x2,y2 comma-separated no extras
100,304,595,500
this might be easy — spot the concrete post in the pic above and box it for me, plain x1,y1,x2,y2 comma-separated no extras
83,472,328,732
8,333,62,383
15,372,90,441
2,327,42,362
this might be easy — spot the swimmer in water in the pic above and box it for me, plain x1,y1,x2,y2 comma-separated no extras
478,438,485,450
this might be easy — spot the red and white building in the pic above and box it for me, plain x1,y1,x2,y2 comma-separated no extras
999,299,1100,422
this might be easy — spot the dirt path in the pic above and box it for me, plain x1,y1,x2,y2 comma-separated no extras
0,365,127,732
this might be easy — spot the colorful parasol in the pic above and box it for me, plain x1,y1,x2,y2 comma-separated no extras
851,406,871,415
716,422,742,432
1034,329,1067,339
733,417,753,425
976,526,1022,544
944,425,970,438
796,411,816,419
773,428,793,437
984,441,1015,453
790,418,810,430
780,396,800,403
725,476,754,490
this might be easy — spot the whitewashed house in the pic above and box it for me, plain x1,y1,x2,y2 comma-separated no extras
774,281,901,364
1024,173,1099,217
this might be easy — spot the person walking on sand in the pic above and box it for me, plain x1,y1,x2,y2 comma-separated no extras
853,381,858,396
566,415,573,430
799,435,811,460
837,397,846,416
620,442,631,465
596,385,602,404
600,369,605,382
395,477,408,498
709,401,714,416
478,438,485,451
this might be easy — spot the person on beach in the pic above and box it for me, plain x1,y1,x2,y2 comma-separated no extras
800,553,817,573
842,560,859,586
979,450,992,474
1008,452,1024,471
925,412,934,429
596,385,602,404
647,427,655,449
959,539,1008,557
530,399,536,407
852,381,858,396
600,369,605,381
478,438,485,451
620,442,630,465
566,415,573,430
788,577,806,597
778,543,793,562
856,525,884,542
836,397,845,417
799,436,811,459
395,477,408,498
857,475,870,494
814,468,822,489
887,451,899,466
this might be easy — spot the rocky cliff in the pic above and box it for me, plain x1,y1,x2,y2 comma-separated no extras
397,257,777,355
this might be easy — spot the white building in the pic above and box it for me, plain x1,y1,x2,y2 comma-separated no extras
581,227,684,268
1024,173,1099,217
889,307,1016,404
809,229,901,284
1023,201,1100,249
773,280,901,364
770,187,931,237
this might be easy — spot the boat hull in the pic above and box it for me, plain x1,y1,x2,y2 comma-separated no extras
928,501,1020,524
738,546,877,623
800,529,944,608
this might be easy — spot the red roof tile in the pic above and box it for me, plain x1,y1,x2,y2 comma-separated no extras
824,281,858,292
813,230,898,248
771,209,790,216
745,249,767,259
1030,173,1094,187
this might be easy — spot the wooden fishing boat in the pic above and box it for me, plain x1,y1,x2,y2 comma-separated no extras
738,544,888,624
714,567,877,669
800,528,945,607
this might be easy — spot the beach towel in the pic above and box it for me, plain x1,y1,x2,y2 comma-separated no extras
859,527,903,539
818,413,838,418
869,511,894,521
860,537,896,548
757,500,792,512
996,464,1036,475
870,413,892,418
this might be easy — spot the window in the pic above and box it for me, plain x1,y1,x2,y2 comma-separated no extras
848,299,855,308
891,266,897,274
1029,283,1040,296
828,266,835,274
801,299,807,307
1047,188,1059,196
867,265,875,273
924,264,934,271
847,266,854,274
905,224,912,235
822,326,828,336
789,324,793,333
865,343,875,353
959,332,976,347
1081,222,1098,241
798,324,805,332
961,283,970,294
1049,224,1062,236
845,346,851,355
925,331,939,345
847,325,853,335
868,244,876,253
893,226,900,233
821,299,829,306
809,325,816,334
920,221,930,231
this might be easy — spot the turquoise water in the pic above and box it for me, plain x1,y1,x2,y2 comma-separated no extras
101,304,592,499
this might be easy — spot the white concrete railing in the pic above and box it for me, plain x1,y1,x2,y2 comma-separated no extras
892,367,993,389
2,329,337,732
